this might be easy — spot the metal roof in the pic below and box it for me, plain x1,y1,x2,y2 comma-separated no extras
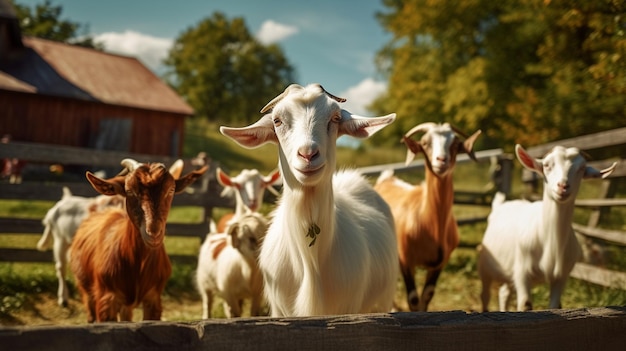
0,36,194,115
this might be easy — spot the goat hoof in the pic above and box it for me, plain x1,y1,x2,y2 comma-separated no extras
407,291,419,311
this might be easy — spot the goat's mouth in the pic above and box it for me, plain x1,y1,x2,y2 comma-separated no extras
552,190,571,202
141,230,165,249
430,164,450,176
295,164,324,177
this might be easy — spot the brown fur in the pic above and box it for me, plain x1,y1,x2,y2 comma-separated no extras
70,161,206,322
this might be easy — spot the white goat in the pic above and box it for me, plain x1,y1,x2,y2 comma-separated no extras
478,145,617,311
215,168,280,232
196,212,268,318
36,187,124,307
220,83,398,316
374,122,481,311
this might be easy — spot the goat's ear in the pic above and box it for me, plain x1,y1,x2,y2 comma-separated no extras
174,165,208,194
402,136,422,166
169,159,184,179
459,130,482,162
338,111,396,138
216,167,233,187
515,144,543,175
584,162,617,179
220,115,278,148
86,172,126,196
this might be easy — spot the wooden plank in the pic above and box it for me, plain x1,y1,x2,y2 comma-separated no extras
576,198,626,207
526,127,626,156
572,223,626,246
2,307,625,351
0,248,198,265
0,217,209,237
571,262,626,290
0,248,52,262
0,141,180,167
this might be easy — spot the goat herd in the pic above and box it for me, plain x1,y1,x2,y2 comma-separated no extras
35,83,617,323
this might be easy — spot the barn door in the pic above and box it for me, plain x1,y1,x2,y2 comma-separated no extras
93,118,132,152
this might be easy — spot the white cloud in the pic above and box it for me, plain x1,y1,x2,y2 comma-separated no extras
339,78,387,116
256,20,299,45
95,30,173,72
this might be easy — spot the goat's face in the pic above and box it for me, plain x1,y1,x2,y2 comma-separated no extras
219,83,396,188
227,214,268,259
419,125,461,177
270,85,344,186
125,163,175,248
85,159,208,249
403,123,481,177
516,145,617,203
217,168,280,212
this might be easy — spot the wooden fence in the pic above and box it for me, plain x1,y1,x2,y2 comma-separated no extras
1,127,625,290
2,307,625,351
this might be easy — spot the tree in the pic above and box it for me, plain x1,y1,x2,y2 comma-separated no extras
372,0,626,149
12,0,102,49
163,12,295,123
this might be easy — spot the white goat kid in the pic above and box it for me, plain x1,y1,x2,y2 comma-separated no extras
478,145,617,311
220,83,398,317
215,168,280,232
37,187,124,307
196,212,268,318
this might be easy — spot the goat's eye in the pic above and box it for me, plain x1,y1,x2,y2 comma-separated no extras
273,117,282,127
543,161,553,172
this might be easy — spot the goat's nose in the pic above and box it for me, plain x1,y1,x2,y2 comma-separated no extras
557,181,570,190
298,146,319,162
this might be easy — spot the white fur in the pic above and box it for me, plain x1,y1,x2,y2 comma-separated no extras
37,187,123,307
196,213,268,318
478,145,616,311
220,83,398,316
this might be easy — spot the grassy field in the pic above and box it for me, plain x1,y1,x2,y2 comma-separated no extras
1,120,625,325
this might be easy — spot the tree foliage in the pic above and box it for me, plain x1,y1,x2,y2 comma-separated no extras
12,0,101,49
163,12,295,123
372,0,626,149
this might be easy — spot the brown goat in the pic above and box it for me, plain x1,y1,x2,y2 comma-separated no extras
70,158,207,322
374,123,480,311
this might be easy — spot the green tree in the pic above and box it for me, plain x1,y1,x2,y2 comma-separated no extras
373,0,625,149
163,12,295,123
12,0,102,49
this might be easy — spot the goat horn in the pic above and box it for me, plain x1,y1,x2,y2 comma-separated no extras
580,150,593,161
448,124,471,139
318,84,346,103
404,122,438,138
121,158,141,171
260,84,302,113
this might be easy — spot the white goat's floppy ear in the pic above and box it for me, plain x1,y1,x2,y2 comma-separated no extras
338,110,396,138
220,115,278,149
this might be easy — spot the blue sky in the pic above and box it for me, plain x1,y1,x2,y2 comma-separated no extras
18,0,393,115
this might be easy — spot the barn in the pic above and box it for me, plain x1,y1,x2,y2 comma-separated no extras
0,1,193,157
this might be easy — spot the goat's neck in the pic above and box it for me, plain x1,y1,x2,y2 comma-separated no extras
278,156,336,257
421,169,455,224
540,192,575,253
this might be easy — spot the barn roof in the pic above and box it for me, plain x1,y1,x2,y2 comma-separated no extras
0,36,194,115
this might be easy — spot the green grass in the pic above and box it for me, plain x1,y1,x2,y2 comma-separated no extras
1,121,626,323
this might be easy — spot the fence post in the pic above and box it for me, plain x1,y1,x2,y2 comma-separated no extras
495,154,514,196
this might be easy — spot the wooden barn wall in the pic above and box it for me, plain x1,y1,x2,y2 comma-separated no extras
0,91,186,156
